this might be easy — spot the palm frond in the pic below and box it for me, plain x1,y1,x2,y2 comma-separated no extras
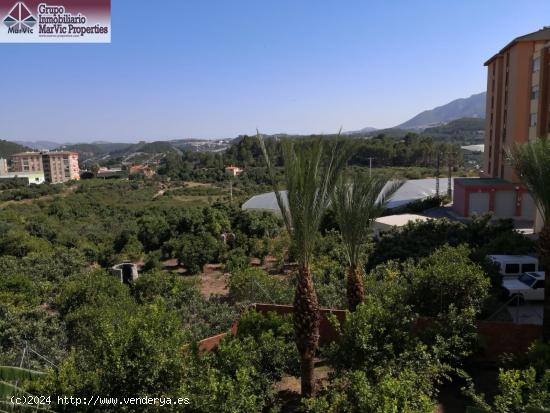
332,173,403,266
0,399,56,412
508,138,550,222
0,381,27,399
258,132,354,267
0,367,44,383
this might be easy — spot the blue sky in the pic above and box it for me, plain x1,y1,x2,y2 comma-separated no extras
1,0,550,142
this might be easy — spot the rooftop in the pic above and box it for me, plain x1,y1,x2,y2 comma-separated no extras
454,177,512,186
485,27,550,65
374,214,429,227
242,177,458,213
12,151,78,157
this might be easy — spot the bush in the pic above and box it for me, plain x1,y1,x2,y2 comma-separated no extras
407,244,490,316
131,271,238,340
227,267,293,304
368,216,535,271
224,247,249,273
174,233,222,274
326,295,417,373
304,362,438,413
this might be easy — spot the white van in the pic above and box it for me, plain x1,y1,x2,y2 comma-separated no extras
486,255,539,278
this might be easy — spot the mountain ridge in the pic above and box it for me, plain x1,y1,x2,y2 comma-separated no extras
395,92,486,130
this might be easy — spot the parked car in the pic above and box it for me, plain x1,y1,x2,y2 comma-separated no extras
502,271,545,303
487,255,539,278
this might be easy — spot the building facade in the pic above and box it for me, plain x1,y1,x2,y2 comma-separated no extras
10,151,79,184
42,151,80,183
453,28,550,220
11,152,43,173
225,165,243,177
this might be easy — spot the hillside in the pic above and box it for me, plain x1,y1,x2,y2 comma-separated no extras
59,143,133,156
422,117,485,143
0,139,31,158
396,92,486,130
109,141,181,156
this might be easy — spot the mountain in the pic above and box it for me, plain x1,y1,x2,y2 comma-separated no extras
0,140,31,158
395,92,486,130
343,126,378,135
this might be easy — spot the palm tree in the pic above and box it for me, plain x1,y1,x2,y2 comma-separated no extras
259,134,351,396
508,137,550,341
332,173,402,311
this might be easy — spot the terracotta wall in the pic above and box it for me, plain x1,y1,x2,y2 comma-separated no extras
197,304,543,360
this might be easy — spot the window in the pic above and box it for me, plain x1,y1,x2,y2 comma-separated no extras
532,85,540,100
522,263,536,272
518,273,536,286
506,263,521,274
531,113,538,127
533,57,541,72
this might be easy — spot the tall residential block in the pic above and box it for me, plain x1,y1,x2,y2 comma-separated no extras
453,27,550,221
483,27,550,181
11,151,80,183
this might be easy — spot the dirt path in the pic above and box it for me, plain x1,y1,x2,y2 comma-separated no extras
199,264,229,298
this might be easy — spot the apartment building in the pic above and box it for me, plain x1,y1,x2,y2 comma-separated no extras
453,27,550,220
11,152,43,173
42,151,80,183
11,151,80,183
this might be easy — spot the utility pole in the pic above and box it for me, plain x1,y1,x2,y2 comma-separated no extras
435,152,440,197
229,179,233,205
447,149,453,200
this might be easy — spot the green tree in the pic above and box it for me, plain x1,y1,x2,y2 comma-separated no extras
331,172,401,310
509,138,550,341
174,233,220,274
259,134,351,396
407,244,490,316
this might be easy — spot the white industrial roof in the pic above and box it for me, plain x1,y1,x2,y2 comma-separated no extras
461,144,485,153
241,177,458,213
374,214,429,227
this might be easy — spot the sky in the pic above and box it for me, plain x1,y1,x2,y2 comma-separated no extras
1,0,550,143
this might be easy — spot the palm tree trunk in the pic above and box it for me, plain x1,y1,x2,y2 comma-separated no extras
539,223,550,342
294,266,320,397
347,264,365,311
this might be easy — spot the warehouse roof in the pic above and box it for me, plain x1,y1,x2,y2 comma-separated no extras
242,177,458,213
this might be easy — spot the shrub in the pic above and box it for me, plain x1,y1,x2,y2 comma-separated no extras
407,244,490,316
326,295,417,373
304,363,438,413
174,233,221,274
227,267,292,304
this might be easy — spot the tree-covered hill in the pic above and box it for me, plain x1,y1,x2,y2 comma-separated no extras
0,139,31,158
